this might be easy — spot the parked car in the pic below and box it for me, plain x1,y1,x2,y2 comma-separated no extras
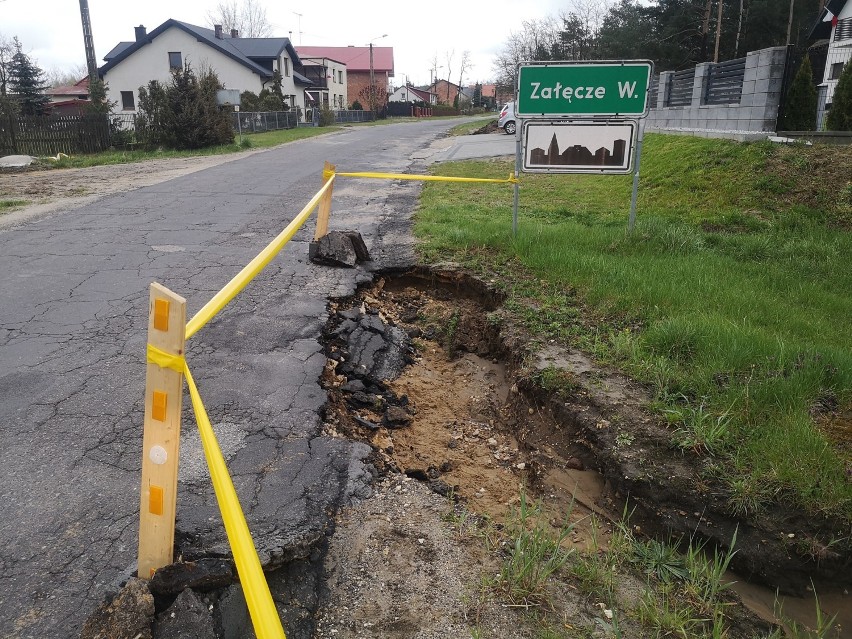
498,101,516,135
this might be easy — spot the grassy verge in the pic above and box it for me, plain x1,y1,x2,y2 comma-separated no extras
26,126,340,170
453,489,838,638
416,134,852,522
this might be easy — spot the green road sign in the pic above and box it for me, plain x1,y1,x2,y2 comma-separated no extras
517,61,652,117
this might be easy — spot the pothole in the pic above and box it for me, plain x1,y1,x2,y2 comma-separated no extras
319,265,852,634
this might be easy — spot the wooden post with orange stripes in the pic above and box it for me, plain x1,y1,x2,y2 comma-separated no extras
313,161,335,240
138,283,186,579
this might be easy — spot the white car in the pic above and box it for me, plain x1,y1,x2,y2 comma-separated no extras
497,101,516,135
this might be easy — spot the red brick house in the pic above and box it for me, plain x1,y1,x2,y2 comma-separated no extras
427,79,464,106
296,46,394,109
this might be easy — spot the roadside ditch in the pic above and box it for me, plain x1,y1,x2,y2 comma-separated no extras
317,264,851,635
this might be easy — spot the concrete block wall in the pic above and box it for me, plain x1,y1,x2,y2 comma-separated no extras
645,46,789,139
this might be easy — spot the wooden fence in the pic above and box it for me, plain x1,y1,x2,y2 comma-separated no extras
0,113,111,156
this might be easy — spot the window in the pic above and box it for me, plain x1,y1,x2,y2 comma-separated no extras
830,62,846,80
168,51,182,70
120,91,135,111
338,70,343,83
283,58,290,77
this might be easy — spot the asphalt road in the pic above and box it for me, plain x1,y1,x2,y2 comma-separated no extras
0,119,511,638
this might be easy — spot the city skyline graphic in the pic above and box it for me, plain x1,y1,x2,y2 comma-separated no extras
524,122,635,173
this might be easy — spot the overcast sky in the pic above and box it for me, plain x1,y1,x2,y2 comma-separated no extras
2,0,573,87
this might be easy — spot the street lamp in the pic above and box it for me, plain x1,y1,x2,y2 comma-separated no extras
367,34,388,114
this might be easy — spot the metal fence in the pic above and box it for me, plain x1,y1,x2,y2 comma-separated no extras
666,69,695,107
0,113,111,156
648,75,660,109
704,57,746,105
233,111,300,133
333,110,376,123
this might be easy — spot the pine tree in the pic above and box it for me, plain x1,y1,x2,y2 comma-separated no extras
8,38,50,116
779,55,817,132
826,61,852,132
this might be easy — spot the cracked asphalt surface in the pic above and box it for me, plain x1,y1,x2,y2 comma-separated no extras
0,119,489,638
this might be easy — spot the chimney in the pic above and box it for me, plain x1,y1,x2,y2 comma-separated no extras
214,24,223,39
134,25,147,42
230,29,239,38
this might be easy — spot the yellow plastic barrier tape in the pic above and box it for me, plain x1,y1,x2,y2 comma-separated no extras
330,169,518,184
185,175,336,339
184,363,287,639
146,344,186,373
144,344,285,637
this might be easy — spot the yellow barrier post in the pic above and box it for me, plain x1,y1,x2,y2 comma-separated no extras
313,161,335,241
138,283,186,579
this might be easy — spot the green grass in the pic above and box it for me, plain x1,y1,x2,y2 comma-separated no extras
36,126,340,169
0,199,29,212
414,134,852,521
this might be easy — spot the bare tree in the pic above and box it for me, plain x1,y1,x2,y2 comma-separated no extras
457,50,470,107
491,17,561,92
734,0,746,57
0,33,13,96
429,51,441,89
207,0,272,38
44,63,88,87
444,49,454,103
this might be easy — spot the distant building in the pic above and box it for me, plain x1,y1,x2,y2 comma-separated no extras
810,0,852,128
389,84,437,105
297,46,394,109
99,20,311,116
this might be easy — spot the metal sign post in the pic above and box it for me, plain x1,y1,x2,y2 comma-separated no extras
629,118,646,232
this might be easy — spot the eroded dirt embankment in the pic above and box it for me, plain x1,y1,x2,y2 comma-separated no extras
319,266,852,599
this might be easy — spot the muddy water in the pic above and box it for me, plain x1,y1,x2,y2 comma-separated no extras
732,580,851,637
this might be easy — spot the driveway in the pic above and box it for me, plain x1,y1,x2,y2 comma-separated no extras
0,119,500,638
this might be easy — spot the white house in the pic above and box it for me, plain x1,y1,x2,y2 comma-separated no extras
813,0,852,127
98,20,312,116
388,85,437,105
298,57,348,109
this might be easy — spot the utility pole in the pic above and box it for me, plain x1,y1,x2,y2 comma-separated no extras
79,0,98,81
367,34,387,114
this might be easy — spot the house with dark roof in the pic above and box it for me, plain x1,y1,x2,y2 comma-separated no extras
810,0,852,127
99,20,312,116
296,46,394,109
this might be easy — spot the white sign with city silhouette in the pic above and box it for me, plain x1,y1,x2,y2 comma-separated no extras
522,120,637,174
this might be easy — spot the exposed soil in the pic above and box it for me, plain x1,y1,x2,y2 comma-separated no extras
316,266,852,637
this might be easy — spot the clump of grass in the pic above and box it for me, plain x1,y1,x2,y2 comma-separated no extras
497,489,575,606
773,588,841,639
664,396,732,456
0,199,29,212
